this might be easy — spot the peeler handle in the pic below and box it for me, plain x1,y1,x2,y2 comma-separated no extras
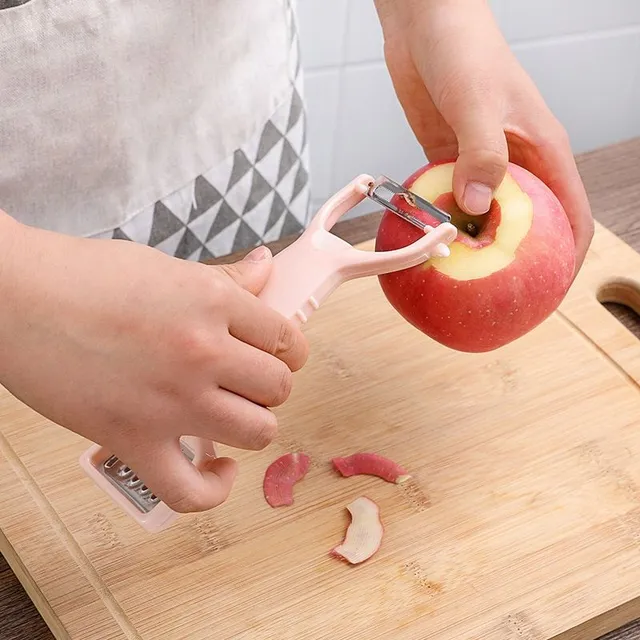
79,174,456,533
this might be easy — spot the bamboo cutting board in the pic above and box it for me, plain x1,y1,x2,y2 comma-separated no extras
1,220,640,640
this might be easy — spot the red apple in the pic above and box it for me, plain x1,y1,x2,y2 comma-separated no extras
375,160,576,352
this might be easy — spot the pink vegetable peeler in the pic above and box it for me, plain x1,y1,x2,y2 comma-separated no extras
78,173,458,532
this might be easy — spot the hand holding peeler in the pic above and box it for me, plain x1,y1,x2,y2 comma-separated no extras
78,173,458,532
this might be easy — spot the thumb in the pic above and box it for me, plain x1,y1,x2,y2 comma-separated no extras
218,245,273,295
450,110,508,215
125,440,238,513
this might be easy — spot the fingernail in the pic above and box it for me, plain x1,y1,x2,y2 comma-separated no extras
463,182,493,215
243,246,270,262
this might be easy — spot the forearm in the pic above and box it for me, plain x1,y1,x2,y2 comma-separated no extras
374,0,499,40
374,0,490,16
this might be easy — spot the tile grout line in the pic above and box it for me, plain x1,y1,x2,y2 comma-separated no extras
510,22,640,50
304,23,640,75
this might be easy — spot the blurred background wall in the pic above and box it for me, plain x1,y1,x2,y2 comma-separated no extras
297,0,640,216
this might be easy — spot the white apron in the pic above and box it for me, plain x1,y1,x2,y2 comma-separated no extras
0,0,310,260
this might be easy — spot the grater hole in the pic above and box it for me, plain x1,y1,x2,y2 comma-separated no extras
117,465,133,478
104,455,118,470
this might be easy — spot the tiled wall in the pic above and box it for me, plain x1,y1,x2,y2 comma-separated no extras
297,0,640,216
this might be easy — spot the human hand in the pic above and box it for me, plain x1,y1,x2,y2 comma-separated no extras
0,214,308,512
374,0,594,273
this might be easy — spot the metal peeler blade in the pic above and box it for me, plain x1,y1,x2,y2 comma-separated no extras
366,175,451,231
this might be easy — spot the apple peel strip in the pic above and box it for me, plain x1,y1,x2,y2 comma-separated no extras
332,452,411,484
263,452,311,507
331,496,384,564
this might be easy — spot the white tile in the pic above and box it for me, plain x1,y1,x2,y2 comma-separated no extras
489,0,640,42
304,69,341,201
297,0,348,69
332,63,427,195
345,0,384,63
513,30,640,153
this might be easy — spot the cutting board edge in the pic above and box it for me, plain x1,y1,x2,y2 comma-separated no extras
558,221,640,384
552,596,640,640
0,528,70,640
0,435,126,640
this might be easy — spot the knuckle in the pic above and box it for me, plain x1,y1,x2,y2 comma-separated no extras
273,320,297,357
247,411,278,450
164,489,209,514
532,117,570,151
269,365,292,407
292,335,310,371
457,145,507,188
173,326,219,369
470,146,507,174
547,117,570,144
207,273,234,307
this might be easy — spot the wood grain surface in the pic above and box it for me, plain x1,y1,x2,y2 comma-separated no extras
1,136,639,640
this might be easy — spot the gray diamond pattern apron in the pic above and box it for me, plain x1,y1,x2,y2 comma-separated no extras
0,0,309,260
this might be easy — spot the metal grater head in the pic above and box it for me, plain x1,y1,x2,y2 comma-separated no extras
98,440,195,514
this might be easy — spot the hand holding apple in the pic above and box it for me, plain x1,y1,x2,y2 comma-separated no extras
373,0,594,273
375,160,576,352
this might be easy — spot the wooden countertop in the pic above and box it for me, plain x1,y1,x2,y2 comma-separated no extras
2,137,640,640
